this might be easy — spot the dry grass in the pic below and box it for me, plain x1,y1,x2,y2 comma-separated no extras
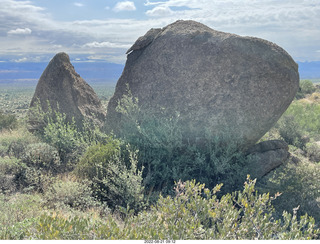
300,92,320,104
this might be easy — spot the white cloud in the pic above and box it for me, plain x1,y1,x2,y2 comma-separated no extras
74,2,84,7
0,0,320,63
0,70,19,73
14,57,28,62
83,41,131,49
7,28,32,35
144,0,169,6
113,1,136,12
0,0,51,29
146,6,173,17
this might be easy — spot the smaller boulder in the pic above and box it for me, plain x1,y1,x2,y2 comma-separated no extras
246,140,289,178
28,52,106,132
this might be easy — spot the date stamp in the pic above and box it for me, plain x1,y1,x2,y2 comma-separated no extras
144,240,176,244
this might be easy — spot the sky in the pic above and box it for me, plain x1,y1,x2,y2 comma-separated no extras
1,0,320,64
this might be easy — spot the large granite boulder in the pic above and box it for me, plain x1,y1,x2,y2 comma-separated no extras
106,20,299,150
28,52,105,132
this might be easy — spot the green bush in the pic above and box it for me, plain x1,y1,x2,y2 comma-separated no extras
0,127,38,158
274,100,320,148
301,80,316,95
27,213,120,240
0,111,17,131
7,141,26,159
1,144,59,193
0,156,20,193
15,165,54,193
0,156,52,193
258,159,320,224
276,115,307,149
280,101,320,140
122,177,319,240
114,89,249,195
29,101,109,166
24,177,320,240
22,143,60,171
75,141,145,212
295,80,316,99
44,178,103,211
305,142,320,163
0,193,44,239
42,111,86,164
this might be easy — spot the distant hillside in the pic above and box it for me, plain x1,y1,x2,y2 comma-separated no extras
0,61,319,85
0,62,124,85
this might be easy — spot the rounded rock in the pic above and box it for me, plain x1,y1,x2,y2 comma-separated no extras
106,20,299,150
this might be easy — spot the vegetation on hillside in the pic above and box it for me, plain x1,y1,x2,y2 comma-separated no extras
1,80,320,240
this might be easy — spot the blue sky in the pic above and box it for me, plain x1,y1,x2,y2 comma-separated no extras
1,0,320,64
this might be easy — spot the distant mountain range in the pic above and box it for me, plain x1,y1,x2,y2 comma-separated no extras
296,61,320,80
0,61,319,85
0,62,125,85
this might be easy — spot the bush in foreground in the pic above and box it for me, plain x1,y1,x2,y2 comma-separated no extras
295,80,316,99
21,176,319,240
114,89,249,196
258,158,320,224
75,141,145,212
44,177,105,211
0,111,17,131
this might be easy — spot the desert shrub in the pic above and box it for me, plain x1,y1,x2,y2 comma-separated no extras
0,156,53,193
304,92,320,103
258,159,320,224
280,101,320,140
274,100,320,148
295,80,316,99
15,165,54,193
114,89,249,195
305,142,320,163
0,193,44,239
12,143,61,192
75,141,145,212
122,177,319,240
301,80,316,95
7,141,26,159
29,101,109,165
25,177,320,240
0,156,20,175
0,111,17,131
26,213,120,240
276,115,307,149
42,111,86,164
0,143,59,193
0,127,38,158
44,177,103,211
0,156,20,193
22,143,60,171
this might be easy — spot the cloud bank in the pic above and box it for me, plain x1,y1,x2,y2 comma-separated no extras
146,6,173,17
113,1,136,12
0,0,319,64
7,28,32,35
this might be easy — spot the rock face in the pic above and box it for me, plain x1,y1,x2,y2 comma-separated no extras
246,140,290,178
29,52,105,131
106,20,299,150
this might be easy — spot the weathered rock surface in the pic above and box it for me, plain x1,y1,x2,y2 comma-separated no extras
126,28,162,54
106,20,299,150
246,140,290,178
28,52,105,131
